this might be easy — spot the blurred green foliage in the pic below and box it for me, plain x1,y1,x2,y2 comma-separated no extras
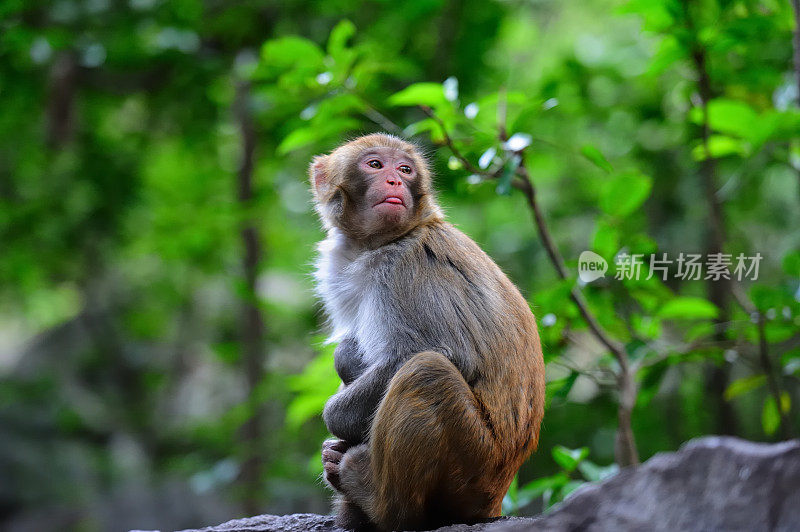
0,0,799,530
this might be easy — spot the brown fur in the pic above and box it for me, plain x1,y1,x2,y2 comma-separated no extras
310,134,545,531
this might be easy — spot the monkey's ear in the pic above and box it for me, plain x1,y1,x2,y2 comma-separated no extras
309,155,330,195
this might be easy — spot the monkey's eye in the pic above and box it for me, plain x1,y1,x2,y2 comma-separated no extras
398,165,412,174
367,160,383,169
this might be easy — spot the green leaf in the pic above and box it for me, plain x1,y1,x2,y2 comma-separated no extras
212,342,240,364
285,342,339,430
621,0,676,32
313,93,366,121
508,475,518,499
581,145,613,173
327,19,356,58
782,350,800,376
388,82,448,108
763,393,791,435
631,313,662,340
691,135,746,161
552,445,589,472
560,480,585,500
285,394,330,430
278,127,319,154
261,36,324,70
502,475,518,515
724,375,766,401
750,285,782,312
403,118,440,139
600,172,652,217
577,460,619,482
277,118,361,154
496,155,520,195
592,219,619,259
647,35,684,74
762,110,800,143
545,372,578,407
783,250,800,277
762,396,779,435
707,99,758,139
517,472,569,504
657,297,719,320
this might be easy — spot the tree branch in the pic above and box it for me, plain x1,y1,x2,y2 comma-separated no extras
513,163,629,370
513,160,639,466
422,104,640,465
362,104,404,135
421,106,487,176
732,287,793,439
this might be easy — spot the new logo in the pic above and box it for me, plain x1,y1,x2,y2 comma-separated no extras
578,251,608,283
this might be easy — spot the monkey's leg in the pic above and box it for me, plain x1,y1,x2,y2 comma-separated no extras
333,443,375,531
338,351,500,531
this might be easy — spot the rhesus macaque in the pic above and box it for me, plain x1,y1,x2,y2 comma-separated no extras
309,133,545,531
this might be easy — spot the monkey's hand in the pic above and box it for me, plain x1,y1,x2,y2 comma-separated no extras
322,438,351,491
323,360,400,443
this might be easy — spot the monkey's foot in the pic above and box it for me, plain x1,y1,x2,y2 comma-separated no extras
335,495,375,532
322,438,350,491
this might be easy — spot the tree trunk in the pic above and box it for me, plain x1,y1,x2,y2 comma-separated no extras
689,31,737,436
234,74,266,515
47,52,77,148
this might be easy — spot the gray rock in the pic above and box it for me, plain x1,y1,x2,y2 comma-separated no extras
178,513,341,532
177,436,800,532
502,436,800,532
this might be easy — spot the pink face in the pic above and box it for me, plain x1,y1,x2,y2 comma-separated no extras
358,147,418,229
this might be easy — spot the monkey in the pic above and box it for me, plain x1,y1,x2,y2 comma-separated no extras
309,133,545,531
332,337,368,386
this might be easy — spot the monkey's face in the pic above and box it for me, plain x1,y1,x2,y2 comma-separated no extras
310,134,440,245
348,146,418,233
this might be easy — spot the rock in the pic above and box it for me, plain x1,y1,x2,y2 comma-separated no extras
178,513,340,532
176,514,523,532
503,436,800,532
176,436,800,532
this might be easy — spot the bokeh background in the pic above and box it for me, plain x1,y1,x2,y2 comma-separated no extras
1,0,799,530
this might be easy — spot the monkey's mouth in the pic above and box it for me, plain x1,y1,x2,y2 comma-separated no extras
374,196,405,208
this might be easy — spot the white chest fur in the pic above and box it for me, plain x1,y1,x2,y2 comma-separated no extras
314,231,389,366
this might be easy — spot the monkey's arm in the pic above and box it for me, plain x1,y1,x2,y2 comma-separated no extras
323,358,401,444
334,337,367,385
